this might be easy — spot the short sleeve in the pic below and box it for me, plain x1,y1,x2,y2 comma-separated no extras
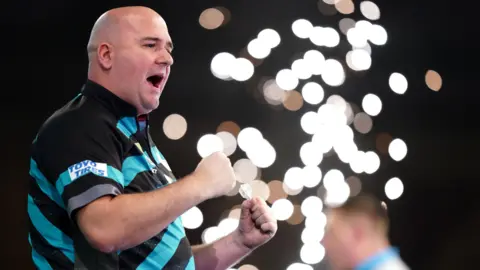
34,115,125,218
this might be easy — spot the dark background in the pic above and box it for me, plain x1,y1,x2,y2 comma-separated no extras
2,0,477,269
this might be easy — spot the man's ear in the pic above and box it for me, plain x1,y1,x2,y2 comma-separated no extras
97,43,113,70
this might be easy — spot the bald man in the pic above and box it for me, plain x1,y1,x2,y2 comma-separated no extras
322,194,409,270
27,6,277,270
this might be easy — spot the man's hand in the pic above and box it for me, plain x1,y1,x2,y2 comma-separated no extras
193,152,236,199
234,197,278,250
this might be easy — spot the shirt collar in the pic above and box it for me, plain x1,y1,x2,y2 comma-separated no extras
81,79,139,118
354,247,399,270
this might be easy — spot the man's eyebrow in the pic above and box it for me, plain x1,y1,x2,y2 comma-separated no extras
141,37,174,51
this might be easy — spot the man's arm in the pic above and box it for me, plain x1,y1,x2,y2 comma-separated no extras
191,230,251,270
39,115,235,253
77,173,207,253
191,198,278,270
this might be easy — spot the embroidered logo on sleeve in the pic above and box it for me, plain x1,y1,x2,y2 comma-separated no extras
68,160,108,181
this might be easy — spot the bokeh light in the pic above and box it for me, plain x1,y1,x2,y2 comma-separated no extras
425,70,442,91
199,8,225,30
389,72,408,94
197,134,224,158
181,206,203,229
360,1,381,20
201,11,418,269
362,93,382,116
163,113,187,140
389,138,408,161
385,177,404,200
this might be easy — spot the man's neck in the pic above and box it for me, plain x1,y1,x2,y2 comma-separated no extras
353,237,391,267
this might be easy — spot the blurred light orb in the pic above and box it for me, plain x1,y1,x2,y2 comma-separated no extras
238,265,259,270
202,226,223,244
389,72,408,94
351,49,372,71
300,142,324,166
363,151,380,174
301,227,325,244
230,58,254,82
247,139,277,169
425,70,442,91
321,59,345,86
302,165,323,188
272,198,294,221
181,206,203,229
247,38,271,59
335,0,355,15
353,42,372,55
303,50,326,76
286,262,314,270
300,112,320,135
309,26,326,47
301,196,323,217
258,28,281,48
323,27,341,48
216,131,237,156
218,217,239,235
324,181,350,207
388,138,407,161
339,18,356,35
360,1,381,20
237,127,263,152
233,158,258,183
385,177,404,200
323,169,345,191
197,134,224,158
369,24,388,45
362,93,382,116
211,52,236,80
302,82,324,105
292,59,313,80
292,19,313,39
199,8,224,30
355,20,373,34
276,69,299,91
163,113,187,140
305,212,327,229
284,167,305,191
347,27,367,48
300,242,325,264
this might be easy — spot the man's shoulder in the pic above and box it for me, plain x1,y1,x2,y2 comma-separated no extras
375,256,410,270
36,95,115,144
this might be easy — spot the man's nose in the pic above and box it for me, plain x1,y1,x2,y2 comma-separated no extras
156,50,174,66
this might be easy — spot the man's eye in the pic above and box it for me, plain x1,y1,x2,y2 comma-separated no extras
144,44,156,48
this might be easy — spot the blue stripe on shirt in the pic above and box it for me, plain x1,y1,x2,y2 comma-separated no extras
185,256,195,270
30,159,65,209
355,247,399,270
150,146,164,164
29,234,54,270
136,217,186,269
122,152,156,186
27,195,74,262
116,117,137,138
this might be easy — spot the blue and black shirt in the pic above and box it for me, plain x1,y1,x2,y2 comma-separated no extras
27,80,194,269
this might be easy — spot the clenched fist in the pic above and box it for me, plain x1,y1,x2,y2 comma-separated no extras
193,152,236,199
234,197,277,249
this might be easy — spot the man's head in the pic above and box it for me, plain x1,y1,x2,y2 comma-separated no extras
87,6,174,115
323,194,389,269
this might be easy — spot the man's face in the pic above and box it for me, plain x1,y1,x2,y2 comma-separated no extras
113,13,173,114
323,211,356,269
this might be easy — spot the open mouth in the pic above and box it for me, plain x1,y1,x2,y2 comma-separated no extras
146,74,164,88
